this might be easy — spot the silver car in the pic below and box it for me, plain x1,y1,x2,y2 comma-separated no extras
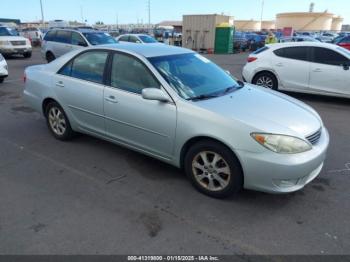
41,29,117,62
23,44,329,198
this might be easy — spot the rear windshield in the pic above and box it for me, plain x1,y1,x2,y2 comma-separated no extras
253,46,269,55
82,32,117,45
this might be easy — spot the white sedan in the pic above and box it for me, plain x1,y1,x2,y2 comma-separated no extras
117,34,159,44
243,42,350,98
0,53,8,83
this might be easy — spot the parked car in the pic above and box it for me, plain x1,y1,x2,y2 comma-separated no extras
279,36,320,43
41,29,117,62
243,42,350,98
0,27,32,58
334,35,350,51
20,27,43,46
245,33,266,51
0,53,8,83
317,32,336,43
233,32,248,52
117,34,159,44
24,44,329,198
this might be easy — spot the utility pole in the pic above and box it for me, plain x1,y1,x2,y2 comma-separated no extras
260,0,265,31
80,5,84,24
40,0,45,27
147,0,151,32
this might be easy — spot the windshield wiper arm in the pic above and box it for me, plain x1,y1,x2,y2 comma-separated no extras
187,94,220,101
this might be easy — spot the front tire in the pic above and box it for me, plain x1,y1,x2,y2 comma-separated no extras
184,140,243,198
46,52,55,63
253,72,278,90
23,52,32,58
45,101,75,141
0,78,4,83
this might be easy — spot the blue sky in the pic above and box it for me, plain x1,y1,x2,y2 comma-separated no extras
1,0,349,24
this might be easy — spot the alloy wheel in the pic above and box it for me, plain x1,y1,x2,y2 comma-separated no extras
256,76,274,89
192,151,231,192
48,107,67,136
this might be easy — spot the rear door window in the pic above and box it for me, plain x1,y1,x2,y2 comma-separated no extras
55,30,72,44
273,47,310,62
119,35,129,42
70,51,108,83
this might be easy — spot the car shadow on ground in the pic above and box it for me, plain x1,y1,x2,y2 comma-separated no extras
282,91,350,106
72,133,306,207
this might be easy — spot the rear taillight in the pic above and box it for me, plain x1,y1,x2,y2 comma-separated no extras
247,57,258,63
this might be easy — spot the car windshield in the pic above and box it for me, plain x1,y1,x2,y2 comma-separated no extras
82,32,117,45
0,27,18,36
149,53,242,100
139,35,157,43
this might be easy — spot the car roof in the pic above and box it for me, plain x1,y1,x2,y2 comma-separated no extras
267,41,338,50
98,43,194,58
47,28,102,34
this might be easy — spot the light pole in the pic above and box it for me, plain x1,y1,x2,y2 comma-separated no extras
147,0,151,32
260,0,265,31
40,0,45,27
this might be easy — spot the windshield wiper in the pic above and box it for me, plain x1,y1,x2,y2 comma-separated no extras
187,94,220,101
222,82,245,95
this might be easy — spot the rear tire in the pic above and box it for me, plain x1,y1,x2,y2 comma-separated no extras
0,78,4,83
46,52,55,63
184,140,243,198
45,101,75,141
253,72,278,91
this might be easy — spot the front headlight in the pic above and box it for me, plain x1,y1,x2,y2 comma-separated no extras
0,40,10,46
251,133,312,154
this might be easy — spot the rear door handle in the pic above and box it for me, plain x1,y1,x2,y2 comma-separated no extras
313,68,322,73
56,81,65,87
275,63,283,67
105,95,118,103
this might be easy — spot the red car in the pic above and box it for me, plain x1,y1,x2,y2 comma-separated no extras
336,36,350,50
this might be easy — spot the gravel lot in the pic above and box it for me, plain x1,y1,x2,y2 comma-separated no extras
0,48,349,255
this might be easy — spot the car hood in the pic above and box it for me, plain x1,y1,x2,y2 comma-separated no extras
193,84,322,137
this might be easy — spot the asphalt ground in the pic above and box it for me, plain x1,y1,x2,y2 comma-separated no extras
0,48,349,255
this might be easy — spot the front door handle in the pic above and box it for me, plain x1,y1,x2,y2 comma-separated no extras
275,63,283,67
56,81,64,87
313,68,322,73
105,95,118,103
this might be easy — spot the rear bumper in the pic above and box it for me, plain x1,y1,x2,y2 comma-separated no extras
237,128,329,194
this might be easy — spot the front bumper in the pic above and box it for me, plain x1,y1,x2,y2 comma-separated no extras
0,46,32,55
0,64,8,77
237,128,329,193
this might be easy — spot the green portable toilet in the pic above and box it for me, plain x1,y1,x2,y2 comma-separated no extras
215,25,234,54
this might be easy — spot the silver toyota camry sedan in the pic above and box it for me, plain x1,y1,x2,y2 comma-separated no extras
23,44,329,198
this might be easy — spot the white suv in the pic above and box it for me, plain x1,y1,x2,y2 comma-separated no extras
0,54,8,83
0,27,32,58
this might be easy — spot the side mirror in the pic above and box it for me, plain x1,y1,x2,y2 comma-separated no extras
343,62,350,71
142,88,170,102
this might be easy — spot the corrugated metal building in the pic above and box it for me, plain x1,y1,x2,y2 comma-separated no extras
182,14,233,51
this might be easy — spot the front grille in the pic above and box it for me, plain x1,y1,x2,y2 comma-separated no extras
11,41,26,46
306,129,322,145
